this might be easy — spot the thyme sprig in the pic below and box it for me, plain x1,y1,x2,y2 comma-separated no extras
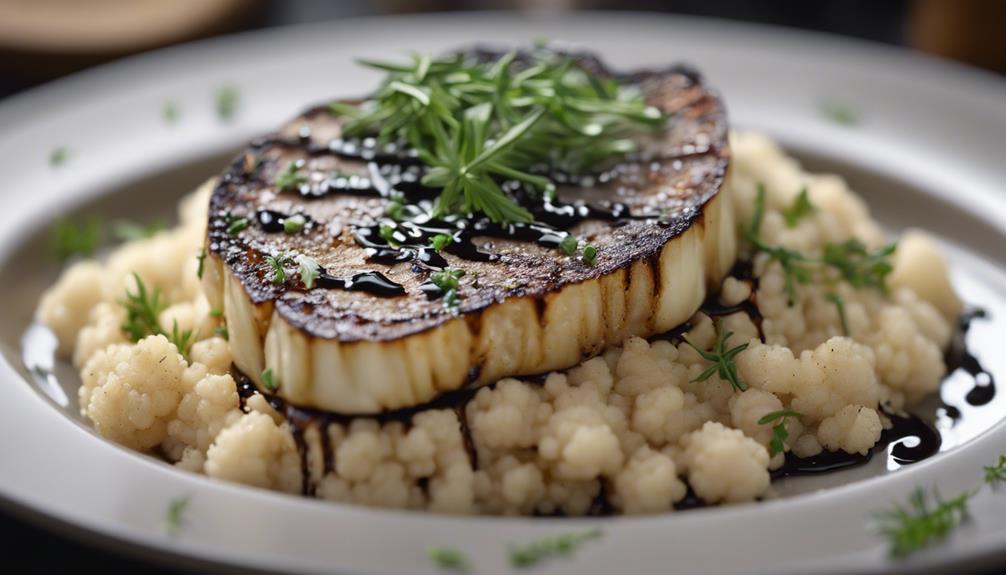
684,319,749,392
332,49,664,223
508,529,602,568
428,547,469,572
757,409,802,458
874,488,973,558
746,183,896,305
984,455,1006,486
120,274,194,359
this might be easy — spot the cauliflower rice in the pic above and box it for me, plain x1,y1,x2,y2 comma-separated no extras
36,132,962,515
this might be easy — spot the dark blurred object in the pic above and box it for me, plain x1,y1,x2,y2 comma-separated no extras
0,0,264,81
909,0,1006,75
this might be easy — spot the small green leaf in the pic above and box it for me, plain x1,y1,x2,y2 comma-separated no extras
559,235,578,256
261,368,277,392
283,214,307,234
216,86,239,121
428,547,468,572
783,187,815,228
581,245,598,266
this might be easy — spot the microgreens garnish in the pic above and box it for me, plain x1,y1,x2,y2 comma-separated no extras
283,214,307,234
264,253,292,285
984,455,1006,486
196,249,207,280
428,547,469,572
684,319,749,392
430,233,454,251
163,102,179,125
216,85,239,121
874,487,972,558
168,319,196,360
430,268,465,308
53,218,101,261
113,219,164,242
581,244,598,266
826,293,850,336
295,254,320,289
224,213,249,236
164,496,190,535
261,368,277,392
783,187,815,227
508,529,602,568
121,273,166,342
757,409,802,458
276,161,308,192
336,50,663,223
559,235,578,256
49,147,69,167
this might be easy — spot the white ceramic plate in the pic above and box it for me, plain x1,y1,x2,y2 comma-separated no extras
1,12,1005,575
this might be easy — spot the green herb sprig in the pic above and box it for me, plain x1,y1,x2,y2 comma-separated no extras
783,187,815,227
264,253,292,285
276,161,308,192
113,220,165,242
826,293,850,336
984,455,1006,486
53,218,101,261
164,496,190,535
261,368,277,392
333,50,664,223
430,268,465,308
684,319,749,392
757,409,802,458
120,274,195,359
121,273,167,342
428,547,469,572
508,529,602,568
295,254,320,289
874,488,972,558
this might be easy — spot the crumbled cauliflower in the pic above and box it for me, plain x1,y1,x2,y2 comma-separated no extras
205,412,301,493
37,134,960,515
681,422,770,504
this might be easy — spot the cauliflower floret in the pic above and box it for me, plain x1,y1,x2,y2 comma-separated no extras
73,302,128,367
728,389,786,448
163,373,242,466
467,379,547,450
189,337,233,375
36,261,105,355
790,337,881,422
681,422,770,504
205,411,301,493
612,447,686,514
864,306,946,402
889,230,962,322
79,335,188,451
817,405,882,455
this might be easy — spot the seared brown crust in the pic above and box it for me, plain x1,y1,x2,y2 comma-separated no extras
207,51,728,343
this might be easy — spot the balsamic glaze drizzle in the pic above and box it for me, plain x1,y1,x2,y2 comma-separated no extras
231,304,993,505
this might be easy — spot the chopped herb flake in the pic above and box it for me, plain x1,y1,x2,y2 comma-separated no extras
430,233,454,251
295,254,320,289
261,368,277,392
428,547,469,572
216,86,239,121
113,220,164,242
163,102,179,125
196,249,207,280
49,147,69,167
164,496,189,535
53,218,101,261
984,455,1006,486
783,187,815,227
283,214,307,234
581,244,598,266
826,293,850,336
559,235,578,256
508,529,602,568
276,161,308,192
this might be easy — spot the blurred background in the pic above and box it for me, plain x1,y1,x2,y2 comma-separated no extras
2,0,1004,573
0,0,1004,100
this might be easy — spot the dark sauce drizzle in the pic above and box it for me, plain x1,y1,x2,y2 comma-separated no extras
231,303,993,506
252,132,693,300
